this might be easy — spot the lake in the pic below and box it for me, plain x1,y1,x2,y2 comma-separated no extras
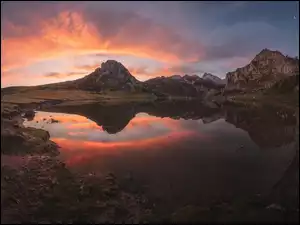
23,101,298,217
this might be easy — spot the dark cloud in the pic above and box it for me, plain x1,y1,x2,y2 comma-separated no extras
1,1,81,38
202,21,289,61
167,64,205,75
79,6,204,61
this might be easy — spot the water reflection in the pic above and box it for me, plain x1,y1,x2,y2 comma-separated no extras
225,106,296,148
23,101,298,215
34,101,297,149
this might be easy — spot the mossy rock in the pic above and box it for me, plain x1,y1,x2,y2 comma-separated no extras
21,127,50,141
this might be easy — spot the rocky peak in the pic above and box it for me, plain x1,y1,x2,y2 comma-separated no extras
93,60,132,80
252,49,286,64
202,73,225,85
183,74,200,83
75,60,140,91
100,60,127,71
257,48,283,56
226,49,299,89
183,74,199,79
170,75,182,80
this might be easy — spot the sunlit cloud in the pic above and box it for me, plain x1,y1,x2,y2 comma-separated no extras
44,71,87,79
2,3,204,75
74,63,101,72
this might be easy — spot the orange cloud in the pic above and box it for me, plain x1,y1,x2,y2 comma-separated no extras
2,11,101,72
2,7,204,75
74,63,101,72
53,131,193,152
43,71,87,79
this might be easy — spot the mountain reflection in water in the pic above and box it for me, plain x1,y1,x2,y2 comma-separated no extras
23,101,298,215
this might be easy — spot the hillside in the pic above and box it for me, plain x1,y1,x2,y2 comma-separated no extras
226,49,299,90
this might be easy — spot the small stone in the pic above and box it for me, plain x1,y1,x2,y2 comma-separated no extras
49,118,59,123
266,203,285,211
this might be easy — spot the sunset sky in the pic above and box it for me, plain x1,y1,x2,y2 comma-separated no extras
1,1,299,87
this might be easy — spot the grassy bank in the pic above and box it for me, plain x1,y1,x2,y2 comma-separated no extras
1,89,161,108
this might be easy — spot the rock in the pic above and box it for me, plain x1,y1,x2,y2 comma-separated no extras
171,205,211,222
226,49,299,90
170,75,182,80
1,104,21,119
49,118,59,123
25,127,50,141
23,110,35,120
202,73,226,86
266,203,285,211
13,123,20,128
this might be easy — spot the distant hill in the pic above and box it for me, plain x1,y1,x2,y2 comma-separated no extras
202,73,226,86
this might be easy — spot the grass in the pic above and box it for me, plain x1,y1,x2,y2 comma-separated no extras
1,89,157,106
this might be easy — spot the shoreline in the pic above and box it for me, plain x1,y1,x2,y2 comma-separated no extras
1,100,153,223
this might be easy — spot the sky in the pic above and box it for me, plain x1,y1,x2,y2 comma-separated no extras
1,1,299,87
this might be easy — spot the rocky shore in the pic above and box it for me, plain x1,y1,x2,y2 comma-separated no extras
1,102,153,223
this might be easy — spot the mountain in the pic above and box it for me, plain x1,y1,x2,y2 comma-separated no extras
74,60,142,92
226,49,299,90
144,76,200,97
143,73,227,98
170,75,182,80
183,74,200,84
202,73,226,86
33,60,145,93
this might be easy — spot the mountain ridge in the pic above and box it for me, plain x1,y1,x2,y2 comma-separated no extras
2,49,299,99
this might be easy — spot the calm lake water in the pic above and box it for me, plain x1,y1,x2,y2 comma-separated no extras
23,102,298,214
